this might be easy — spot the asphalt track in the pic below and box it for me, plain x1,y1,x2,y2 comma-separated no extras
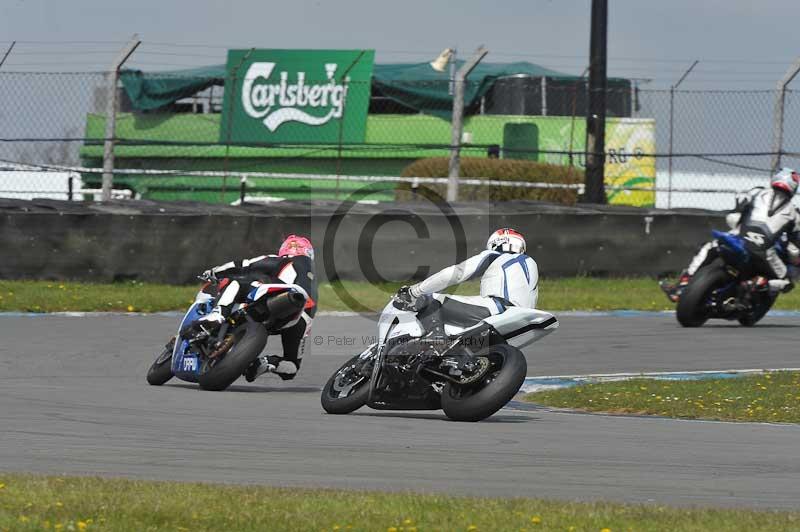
2,312,800,509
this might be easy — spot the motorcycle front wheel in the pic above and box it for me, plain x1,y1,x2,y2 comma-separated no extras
146,338,175,386
321,354,373,414
441,344,527,422
198,321,268,391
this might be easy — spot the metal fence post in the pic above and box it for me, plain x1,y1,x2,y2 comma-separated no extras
770,57,800,173
0,41,16,69
447,46,488,203
667,60,698,209
222,48,255,203
541,76,548,116
240,176,247,204
101,35,141,202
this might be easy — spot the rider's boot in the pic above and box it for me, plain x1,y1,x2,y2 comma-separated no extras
767,278,792,294
244,354,277,382
659,270,691,303
244,355,298,382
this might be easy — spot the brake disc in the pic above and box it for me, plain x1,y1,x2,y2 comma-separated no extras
457,356,491,385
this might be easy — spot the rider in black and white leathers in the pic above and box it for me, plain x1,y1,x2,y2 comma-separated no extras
188,236,317,381
663,168,800,301
736,183,800,291
394,228,537,335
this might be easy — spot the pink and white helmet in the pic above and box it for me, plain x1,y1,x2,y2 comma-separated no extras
486,228,526,254
771,167,800,195
279,235,314,260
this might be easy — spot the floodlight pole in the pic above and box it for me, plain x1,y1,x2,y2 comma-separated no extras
770,56,800,173
101,35,141,202
584,0,608,204
447,46,488,203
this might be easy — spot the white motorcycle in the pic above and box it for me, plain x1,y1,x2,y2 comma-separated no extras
321,297,559,422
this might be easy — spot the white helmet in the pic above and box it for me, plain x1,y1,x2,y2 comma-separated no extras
771,167,800,195
486,228,526,254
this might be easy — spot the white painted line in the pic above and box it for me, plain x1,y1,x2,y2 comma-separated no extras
525,367,800,381
520,367,800,393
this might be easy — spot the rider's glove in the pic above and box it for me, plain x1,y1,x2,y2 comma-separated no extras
198,269,217,283
393,285,421,311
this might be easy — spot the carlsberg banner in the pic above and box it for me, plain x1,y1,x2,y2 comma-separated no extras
220,49,375,144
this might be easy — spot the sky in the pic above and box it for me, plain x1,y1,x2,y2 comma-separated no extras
1,0,800,89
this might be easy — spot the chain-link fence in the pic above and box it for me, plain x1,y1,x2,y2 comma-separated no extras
1,67,799,210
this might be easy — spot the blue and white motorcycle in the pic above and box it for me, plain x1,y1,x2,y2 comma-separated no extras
676,230,786,327
321,296,559,422
146,277,307,391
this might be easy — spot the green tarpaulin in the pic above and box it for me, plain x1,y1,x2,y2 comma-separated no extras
372,61,576,118
120,65,226,111
120,61,604,118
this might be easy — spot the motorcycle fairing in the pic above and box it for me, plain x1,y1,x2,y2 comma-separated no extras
482,307,559,348
378,300,558,350
377,300,424,345
439,308,557,347
171,292,213,382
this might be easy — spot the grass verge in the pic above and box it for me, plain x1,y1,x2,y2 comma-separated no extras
2,474,800,531
4,277,800,314
522,371,800,423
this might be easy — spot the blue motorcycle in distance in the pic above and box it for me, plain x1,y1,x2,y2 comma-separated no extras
146,277,307,391
676,230,781,328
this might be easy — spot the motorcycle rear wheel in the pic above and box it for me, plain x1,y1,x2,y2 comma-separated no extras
676,264,729,328
198,321,268,391
441,344,527,422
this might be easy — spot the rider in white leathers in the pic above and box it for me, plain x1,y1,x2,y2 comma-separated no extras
394,228,538,338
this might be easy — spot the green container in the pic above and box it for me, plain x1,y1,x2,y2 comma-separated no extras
502,123,539,161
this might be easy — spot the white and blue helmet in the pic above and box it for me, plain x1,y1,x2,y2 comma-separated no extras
486,228,526,254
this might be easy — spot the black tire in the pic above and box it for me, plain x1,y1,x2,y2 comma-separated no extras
441,344,527,422
198,321,268,391
146,338,175,386
676,265,729,328
321,354,373,414
738,293,776,326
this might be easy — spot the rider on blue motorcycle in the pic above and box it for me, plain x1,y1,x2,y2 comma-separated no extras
393,228,538,340
661,168,800,302
187,235,317,382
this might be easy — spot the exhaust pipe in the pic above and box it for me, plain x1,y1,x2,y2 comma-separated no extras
267,290,306,319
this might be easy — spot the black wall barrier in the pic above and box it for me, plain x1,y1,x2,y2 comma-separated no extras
0,199,725,283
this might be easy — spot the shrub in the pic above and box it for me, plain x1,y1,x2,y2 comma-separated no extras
397,157,583,204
